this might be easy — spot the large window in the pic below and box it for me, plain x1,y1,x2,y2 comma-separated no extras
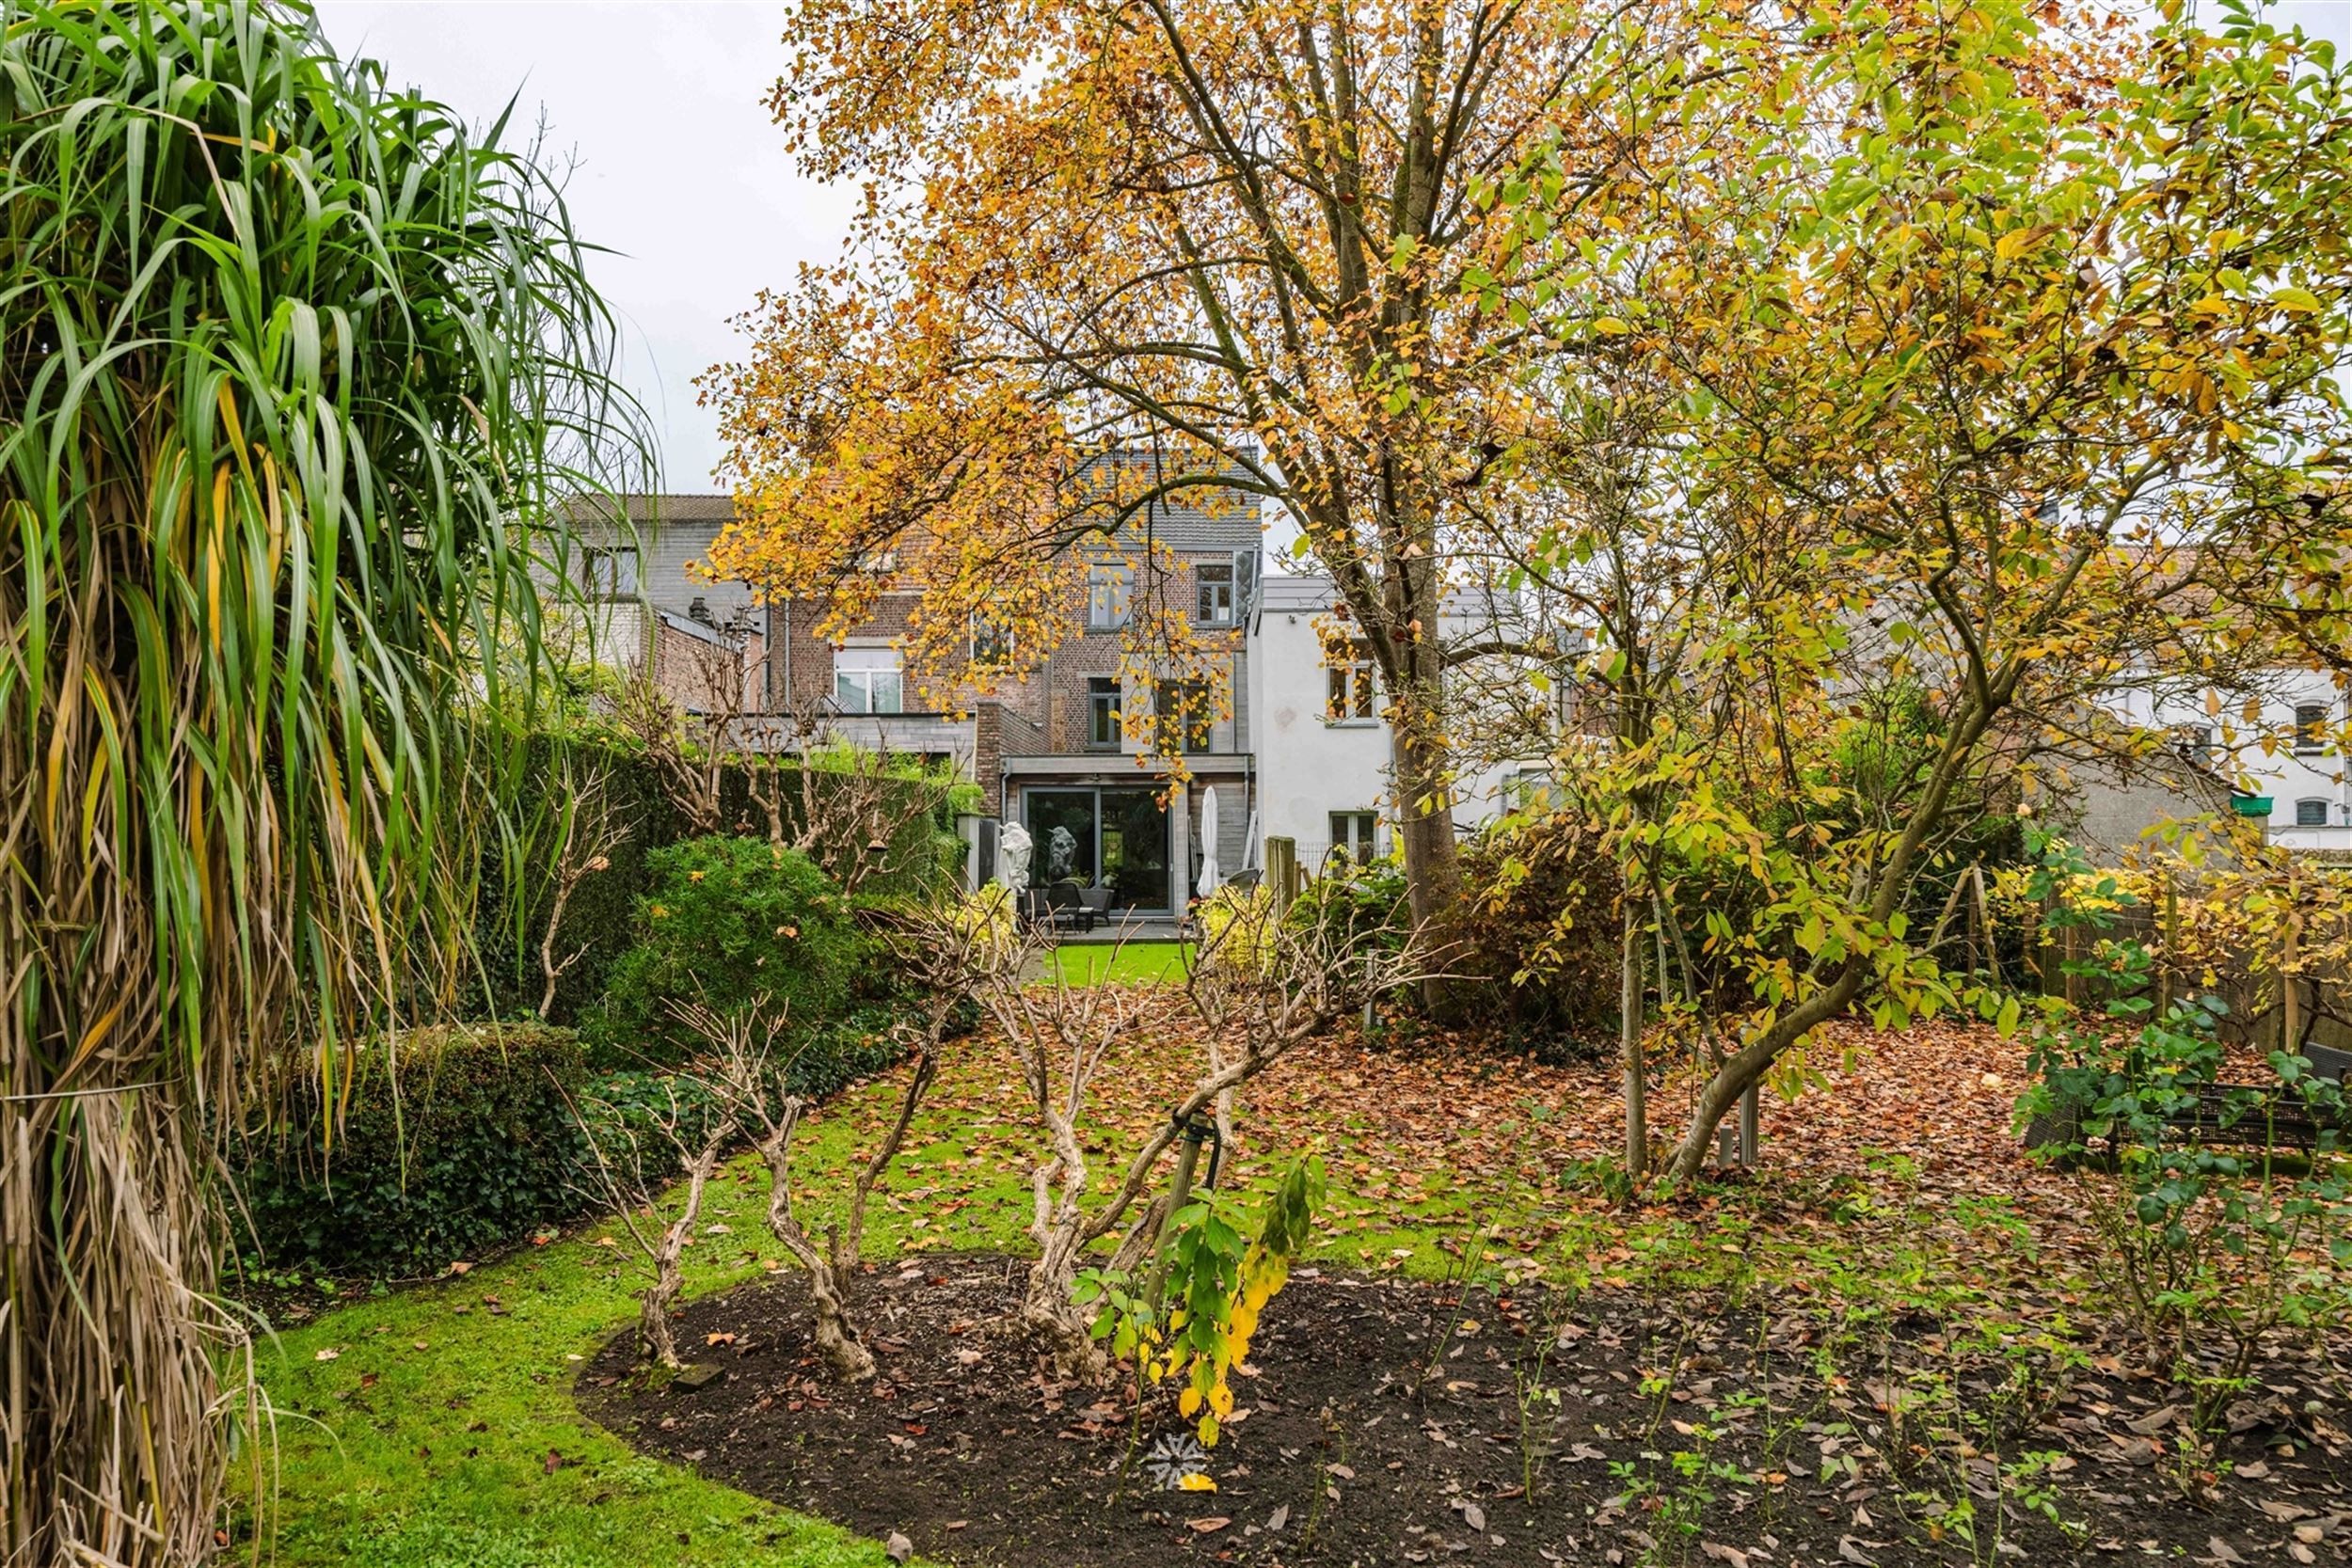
580,544,638,601
1328,812,1378,864
2296,703,2331,754
1326,644,1376,722
833,647,903,714
1154,678,1215,753
1088,564,1134,629
2297,798,2332,828
1088,677,1122,748
1025,787,1171,911
1195,562,1234,625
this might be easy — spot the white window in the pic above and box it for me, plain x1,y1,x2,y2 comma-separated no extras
833,647,903,714
580,545,638,601
2296,798,2331,828
1088,564,1133,630
2296,704,2331,754
1328,811,1379,863
1195,562,1234,625
1326,644,1376,722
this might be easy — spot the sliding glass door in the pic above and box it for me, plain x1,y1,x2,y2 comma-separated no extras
1024,786,1170,912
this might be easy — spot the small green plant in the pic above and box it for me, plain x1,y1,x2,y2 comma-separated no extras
1420,1230,1494,1384
1076,1154,1326,1449
1510,1291,1580,1500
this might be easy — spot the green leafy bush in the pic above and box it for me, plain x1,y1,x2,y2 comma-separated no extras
586,837,866,1067
2016,841,2352,1411
234,1023,588,1278
1286,857,1409,963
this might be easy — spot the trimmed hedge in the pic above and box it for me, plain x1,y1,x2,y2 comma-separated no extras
234,1022,587,1279
234,1000,931,1278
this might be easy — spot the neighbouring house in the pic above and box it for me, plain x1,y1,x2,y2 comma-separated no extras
566,469,1264,918
2097,677,2347,851
1246,574,1572,877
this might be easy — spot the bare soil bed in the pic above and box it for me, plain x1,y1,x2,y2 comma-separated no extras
580,1254,2352,1568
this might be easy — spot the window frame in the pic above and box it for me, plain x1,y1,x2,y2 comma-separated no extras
970,612,1014,666
1153,678,1215,754
1087,676,1122,750
2296,797,2332,828
832,646,904,715
1194,562,1235,626
1325,645,1376,723
2296,703,2331,754
580,544,639,601
1087,563,1134,630
1328,811,1378,863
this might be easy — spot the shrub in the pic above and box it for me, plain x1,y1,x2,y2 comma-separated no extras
587,836,866,1067
2017,847,2352,1415
1286,857,1409,967
1454,814,1619,1053
233,1022,588,1278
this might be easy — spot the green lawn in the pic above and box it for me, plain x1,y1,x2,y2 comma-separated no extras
1045,939,1192,987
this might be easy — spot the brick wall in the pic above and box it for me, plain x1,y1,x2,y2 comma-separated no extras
650,615,764,716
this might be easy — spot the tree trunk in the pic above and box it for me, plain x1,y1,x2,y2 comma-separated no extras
1022,1236,1104,1380
1662,976,1862,1186
1620,901,1646,1179
1389,704,1465,1014
783,1241,877,1382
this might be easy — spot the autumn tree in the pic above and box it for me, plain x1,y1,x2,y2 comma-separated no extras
703,0,1705,937
1502,0,2352,1186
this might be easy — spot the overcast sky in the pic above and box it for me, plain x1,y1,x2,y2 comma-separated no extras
312,2,852,495
312,0,2349,499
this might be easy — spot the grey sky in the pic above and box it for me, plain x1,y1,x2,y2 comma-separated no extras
311,2,851,495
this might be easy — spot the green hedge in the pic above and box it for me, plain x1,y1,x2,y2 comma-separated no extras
234,1006,921,1279
234,1022,588,1279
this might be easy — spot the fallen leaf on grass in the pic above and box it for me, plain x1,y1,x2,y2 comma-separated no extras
313,1348,339,1362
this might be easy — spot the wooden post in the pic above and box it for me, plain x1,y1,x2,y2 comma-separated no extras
2283,916,2303,1057
1145,1123,1205,1316
2157,871,2178,1018
2038,892,2061,999
1621,900,1646,1180
1265,836,1296,914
